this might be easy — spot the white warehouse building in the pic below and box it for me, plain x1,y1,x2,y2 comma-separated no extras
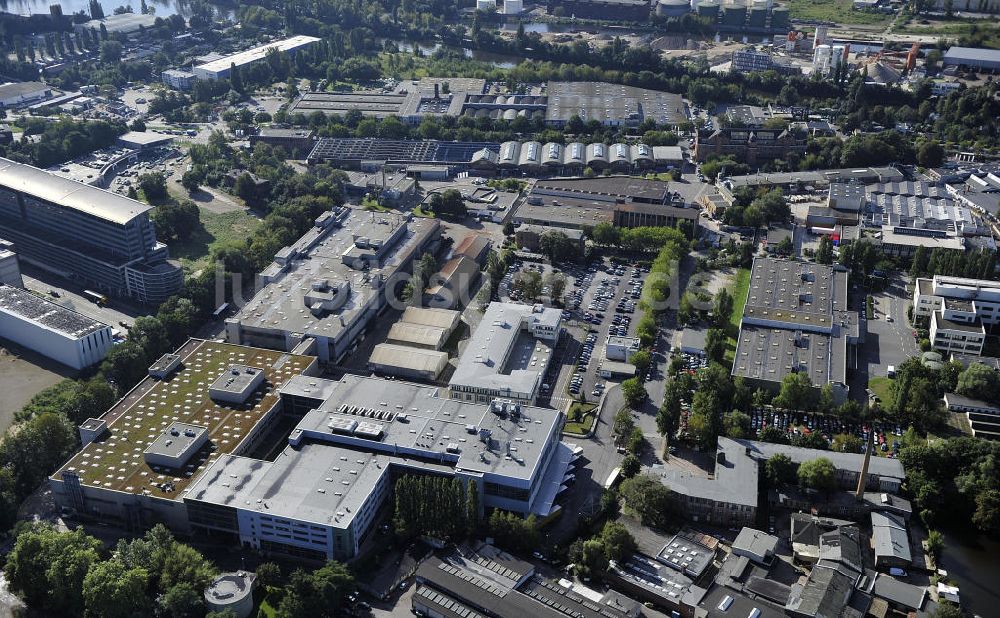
0,284,113,369
193,35,321,81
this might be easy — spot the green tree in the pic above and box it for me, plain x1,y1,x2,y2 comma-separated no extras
758,425,789,444
815,236,834,265
765,453,796,486
5,525,102,614
973,489,1000,535
618,475,675,529
152,199,199,241
100,40,122,63
138,172,169,203
956,363,1000,404
83,559,152,618
713,288,733,327
591,222,620,246
598,522,637,562
797,457,837,492
630,350,652,376
916,140,945,168
157,583,205,618
621,378,648,408
926,529,944,563
276,562,354,618
539,231,575,262
620,454,641,478
723,410,750,438
774,372,817,411
704,328,726,364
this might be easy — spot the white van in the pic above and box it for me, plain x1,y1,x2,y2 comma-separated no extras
717,595,734,611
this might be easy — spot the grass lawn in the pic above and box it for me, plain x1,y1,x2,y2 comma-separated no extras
168,207,262,273
868,376,893,403
413,205,436,218
565,402,597,434
361,197,390,212
785,0,890,25
724,268,751,365
257,586,284,618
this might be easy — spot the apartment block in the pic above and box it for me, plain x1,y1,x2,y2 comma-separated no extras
913,275,1000,355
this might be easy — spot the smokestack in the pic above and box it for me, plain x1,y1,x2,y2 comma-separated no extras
856,430,874,500
434,83,440,99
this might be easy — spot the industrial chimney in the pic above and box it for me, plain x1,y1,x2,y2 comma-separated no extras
855,430,874,500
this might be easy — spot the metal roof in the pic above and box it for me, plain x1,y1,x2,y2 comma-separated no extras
0,157,152,225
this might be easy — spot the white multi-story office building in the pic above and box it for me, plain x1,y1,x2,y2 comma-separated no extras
0,284,113,369
0,158,182,303
913,275,1000,355
448,302,562,405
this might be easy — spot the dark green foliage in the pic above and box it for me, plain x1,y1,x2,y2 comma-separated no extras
900,437,1000,534
152,200,200,241
275,562,353,618
618,474,676,529
393,475,476,540
486,510,540,554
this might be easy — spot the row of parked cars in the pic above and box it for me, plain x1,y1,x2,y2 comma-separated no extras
750,408,904,454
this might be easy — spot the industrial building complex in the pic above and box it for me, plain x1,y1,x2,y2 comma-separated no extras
225,206,441,363
51,338,577,562
291,80,687,129
0,158,183,303
732,258,857,402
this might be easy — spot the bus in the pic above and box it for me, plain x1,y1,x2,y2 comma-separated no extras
604,466,622,490
83,290,108,306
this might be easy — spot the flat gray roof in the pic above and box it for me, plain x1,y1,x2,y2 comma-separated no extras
0,284,108,338
932,312,985,334
732,527,779,559
0,157,152,225
736,438,905,480
235,209,439,340
733,326,846,387
943,46,1000,65
653,437,759,507
449,302,559,398
0,81,49,98
195,36,320,73
545,82,686,125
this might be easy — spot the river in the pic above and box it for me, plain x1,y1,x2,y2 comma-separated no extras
0,0,185,17
940,529,1000,617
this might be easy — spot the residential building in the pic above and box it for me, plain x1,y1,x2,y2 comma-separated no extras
0,239,22,287
192,36,321,80
0,158,183,303
225,207,441,364
0,284,113,370
732,258,858,402
448,302,562,405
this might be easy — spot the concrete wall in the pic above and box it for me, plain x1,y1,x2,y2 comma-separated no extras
0,310,112,369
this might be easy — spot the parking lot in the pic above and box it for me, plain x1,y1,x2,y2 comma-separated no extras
500,256,652,404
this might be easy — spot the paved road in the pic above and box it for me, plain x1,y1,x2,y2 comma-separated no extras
20,266,141,331
862,275,918,378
